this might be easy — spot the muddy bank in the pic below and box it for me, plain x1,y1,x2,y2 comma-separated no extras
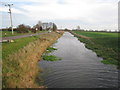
2,32,64,88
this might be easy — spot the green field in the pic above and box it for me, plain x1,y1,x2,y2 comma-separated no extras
73,31,120,68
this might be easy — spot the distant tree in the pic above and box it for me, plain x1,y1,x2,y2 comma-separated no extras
33,21,43,31
64,28,69,31
49,22,53,29
77,26,80,30
30,28,36,33
17,24,30,33
53,23,57,31
37,21,42,31
8,27,12,31
38,21,42,26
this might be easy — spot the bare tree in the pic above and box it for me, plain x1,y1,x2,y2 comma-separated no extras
77,26,80,30
17,24,30,33
38,21,42,27
33,21,42,31
49,22,53,29
53,23,57,31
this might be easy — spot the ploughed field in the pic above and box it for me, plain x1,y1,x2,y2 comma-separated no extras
73,31,120,68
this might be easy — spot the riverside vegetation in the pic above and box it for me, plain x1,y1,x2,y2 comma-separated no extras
42,47,61,61
2,31,64,88
42,55,61,61
71,31,120,69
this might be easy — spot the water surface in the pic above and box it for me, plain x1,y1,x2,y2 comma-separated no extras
38,32,118,88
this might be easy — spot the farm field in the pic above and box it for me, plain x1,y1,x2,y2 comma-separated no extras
72,31,120,68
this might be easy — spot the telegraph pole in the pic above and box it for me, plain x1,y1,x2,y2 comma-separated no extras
5,4,14,35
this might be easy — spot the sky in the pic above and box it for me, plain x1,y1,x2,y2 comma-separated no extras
0,0,119,30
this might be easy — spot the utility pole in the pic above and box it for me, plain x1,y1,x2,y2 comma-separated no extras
5,4,14,35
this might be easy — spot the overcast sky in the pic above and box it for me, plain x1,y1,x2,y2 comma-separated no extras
0,0,119,30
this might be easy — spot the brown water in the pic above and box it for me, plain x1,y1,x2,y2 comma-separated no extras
38,32,118,88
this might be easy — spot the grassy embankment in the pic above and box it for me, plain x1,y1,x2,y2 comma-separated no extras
2,31,64,88
71,31,120,68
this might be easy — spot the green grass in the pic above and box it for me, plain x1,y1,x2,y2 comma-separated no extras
42,55,61,61
101,59,118,65
72,31,120,68
42,45,61,61
46,47,57,53
2,36,39,59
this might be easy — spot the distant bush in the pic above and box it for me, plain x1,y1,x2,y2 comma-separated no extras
64,28,70,31
17,24,31,33
30,28,36,33
2,27,17,31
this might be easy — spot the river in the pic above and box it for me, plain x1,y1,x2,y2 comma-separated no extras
38,32,118,88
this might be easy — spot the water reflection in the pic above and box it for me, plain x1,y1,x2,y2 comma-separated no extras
39,32,118,88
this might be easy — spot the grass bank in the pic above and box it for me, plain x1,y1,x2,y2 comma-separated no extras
2,31,64,88
70,31,120,68
2,36,39,59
